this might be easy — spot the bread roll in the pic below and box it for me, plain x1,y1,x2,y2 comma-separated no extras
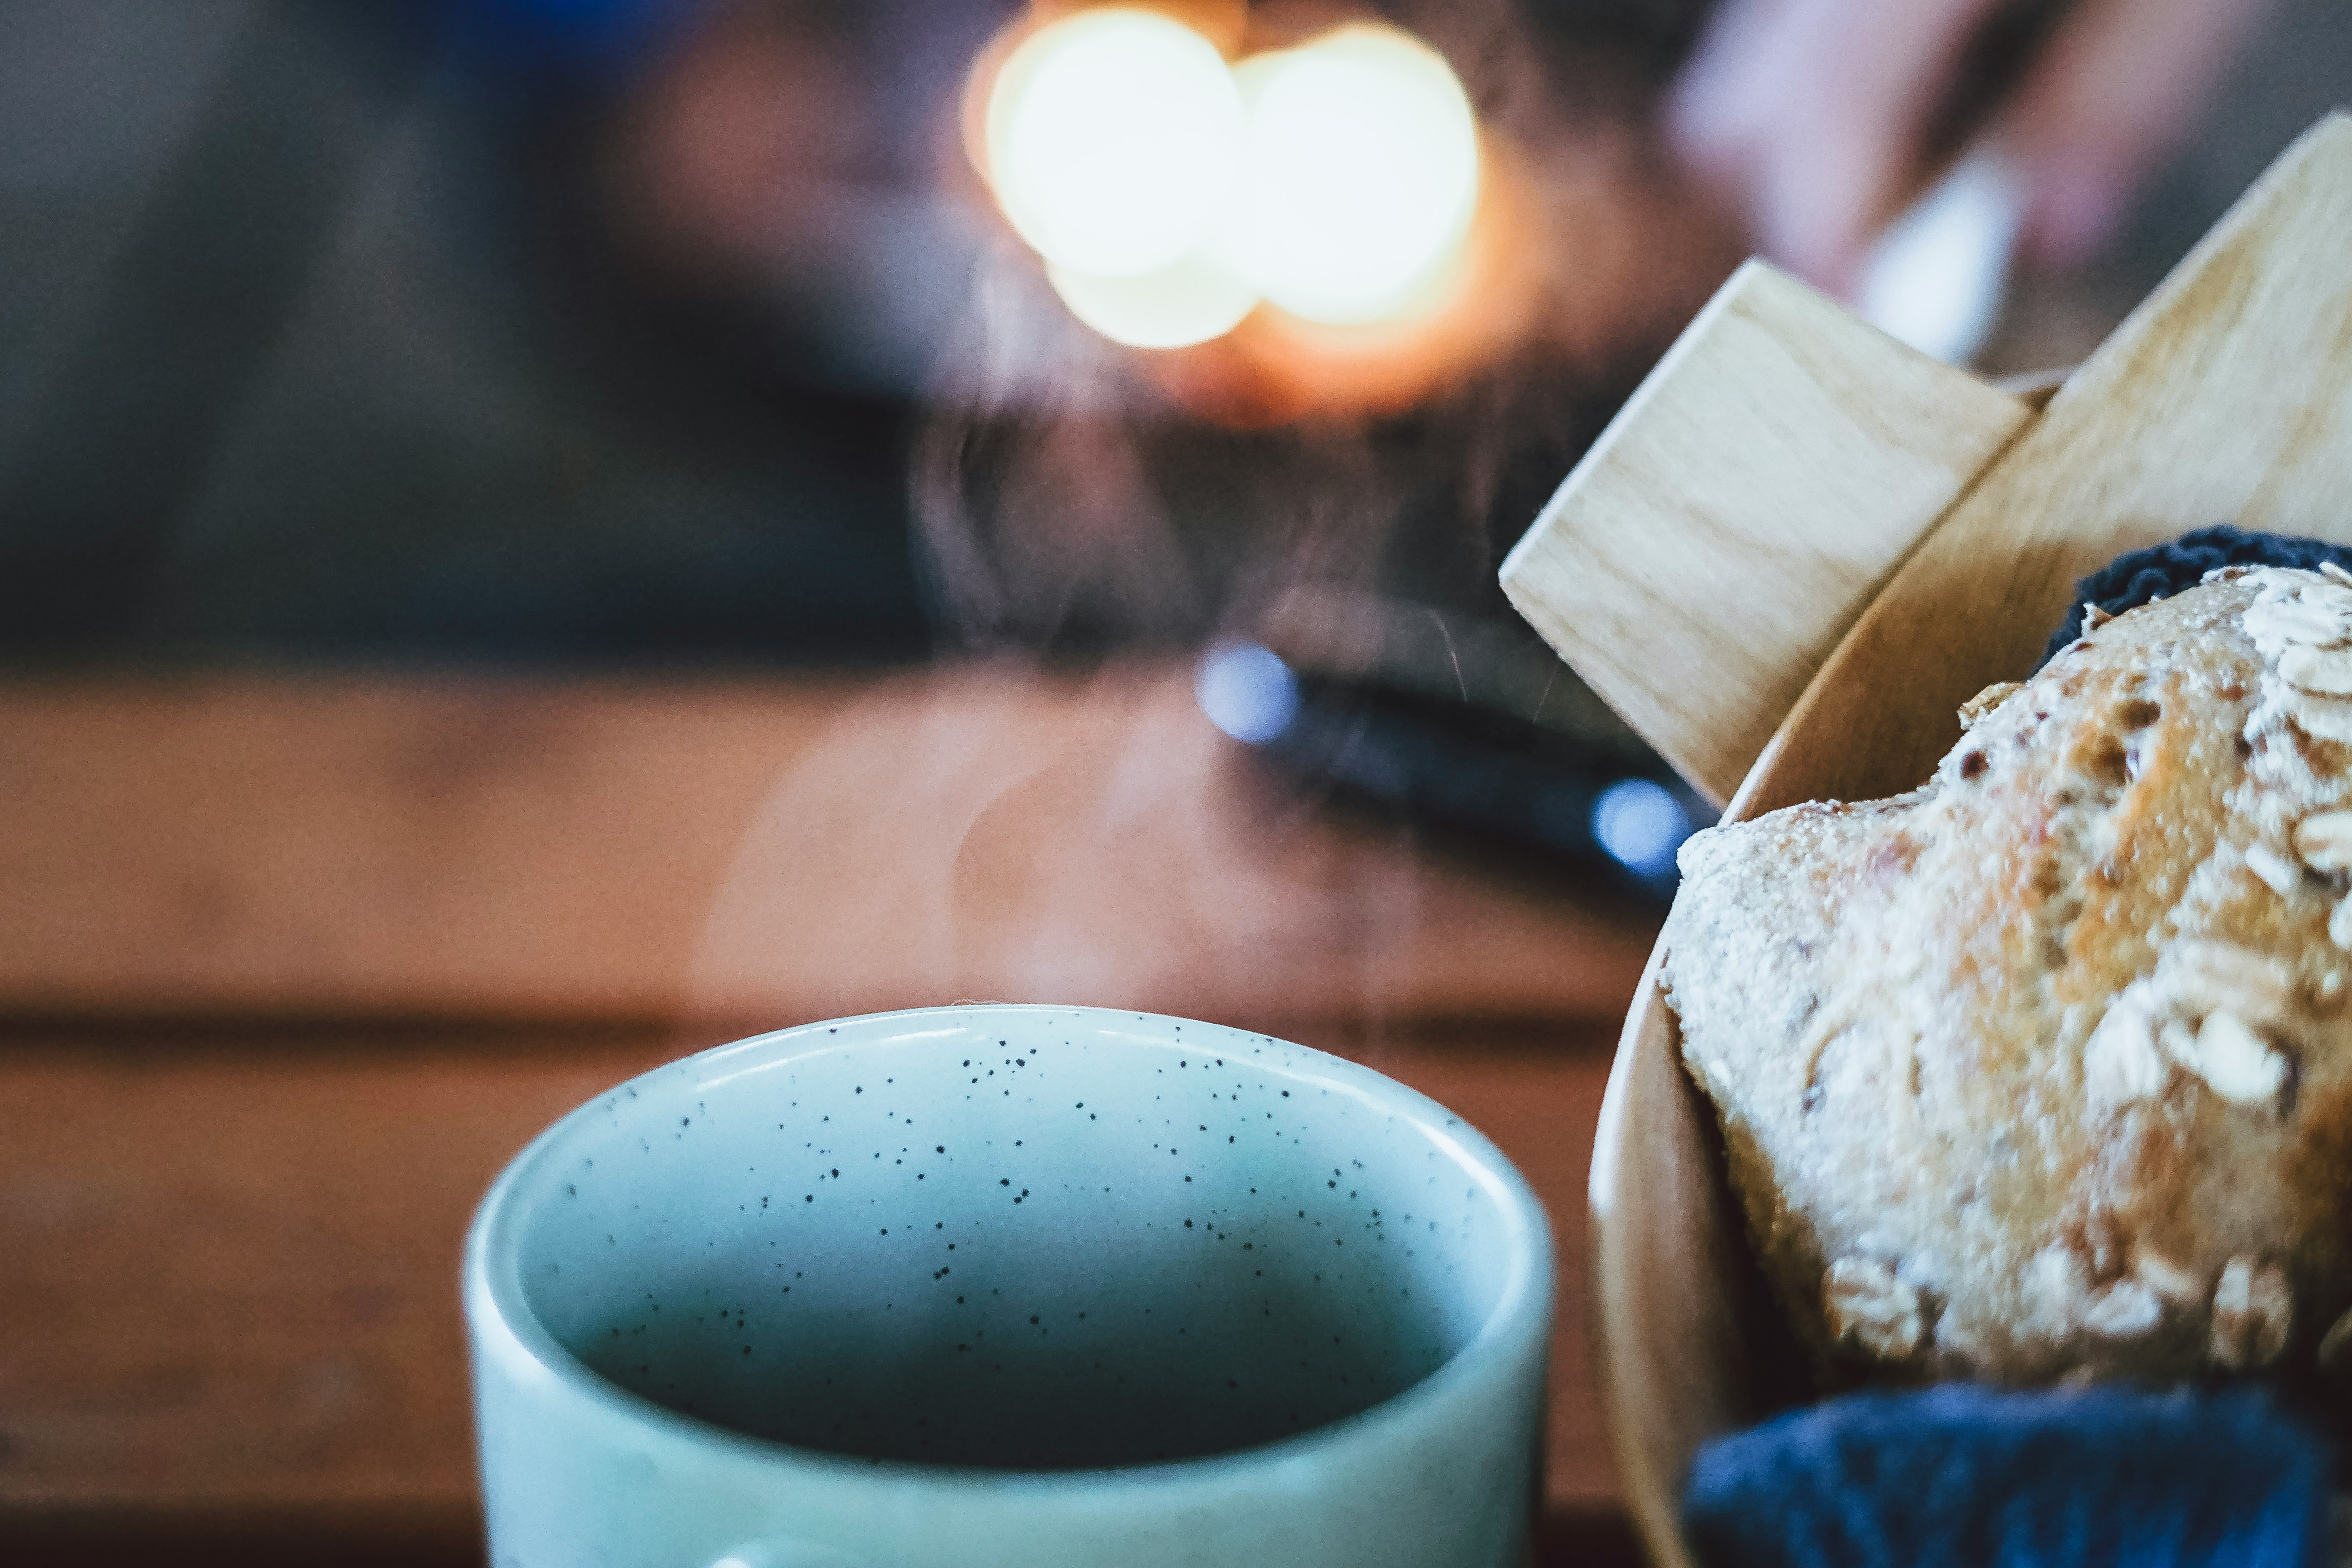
1663,566,2352,1385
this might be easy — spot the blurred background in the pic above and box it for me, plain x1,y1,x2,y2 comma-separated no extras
9,0,2342,860
3,0,2350,1561
0,0,1715,663
0,0,2339,651
4,0,2346,883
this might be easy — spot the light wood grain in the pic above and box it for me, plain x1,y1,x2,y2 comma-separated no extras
1499,260,2032,805
1582,112,2352,1568
1585,947,1743,1568
1736,111,2352,818
0,667,1651,1029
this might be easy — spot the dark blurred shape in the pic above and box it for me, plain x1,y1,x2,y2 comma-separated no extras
0,0,1728,674
0,1504,484,1568
0,0,931,665
1196,631,1713,902
444,0,694,74
0,2,436,651
1521,0,1713,70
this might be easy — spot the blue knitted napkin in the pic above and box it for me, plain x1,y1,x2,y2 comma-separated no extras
1683,1384,2332,1568
2039,523,2352,667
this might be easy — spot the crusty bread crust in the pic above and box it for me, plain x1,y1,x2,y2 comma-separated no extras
1663,567,2352,1386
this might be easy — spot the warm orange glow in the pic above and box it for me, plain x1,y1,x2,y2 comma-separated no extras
1150,131,1542,426
960,3,1527,412
1217,25,1479,325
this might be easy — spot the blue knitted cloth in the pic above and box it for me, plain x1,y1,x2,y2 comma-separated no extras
2039,524,2352,667
1683,1385,2332,1568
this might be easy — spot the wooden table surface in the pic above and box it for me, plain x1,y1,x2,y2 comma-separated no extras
0,663,1658,1565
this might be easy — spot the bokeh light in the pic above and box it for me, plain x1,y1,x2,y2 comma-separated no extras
1219,26,1479,325
970,4,1495,388
1590,779,1693,878
1195,641,1300,743
983,8,1244,279
1046,251,1260,349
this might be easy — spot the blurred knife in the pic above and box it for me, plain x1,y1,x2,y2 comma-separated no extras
1195,639,1712,903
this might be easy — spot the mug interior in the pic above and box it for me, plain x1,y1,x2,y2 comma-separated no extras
490,1008,1537,1470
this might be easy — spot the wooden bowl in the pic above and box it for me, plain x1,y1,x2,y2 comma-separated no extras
1579,114,2352,1568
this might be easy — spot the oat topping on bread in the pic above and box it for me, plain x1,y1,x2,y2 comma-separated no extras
1662,567,2352,1386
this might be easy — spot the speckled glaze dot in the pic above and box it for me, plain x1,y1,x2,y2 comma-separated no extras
470,1005,1551,1568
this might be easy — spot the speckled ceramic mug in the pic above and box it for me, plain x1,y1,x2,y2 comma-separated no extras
466,1005,1552,1568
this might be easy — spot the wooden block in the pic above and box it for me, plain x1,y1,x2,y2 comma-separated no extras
1500,260,2032,805
1738,111,2352,816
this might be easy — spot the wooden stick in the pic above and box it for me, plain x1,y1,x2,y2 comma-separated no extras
1500,260,2032,805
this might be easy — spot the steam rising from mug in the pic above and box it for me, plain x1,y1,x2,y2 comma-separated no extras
979,8,1481,347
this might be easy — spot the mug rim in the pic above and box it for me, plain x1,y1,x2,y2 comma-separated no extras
465,1002,1553,1491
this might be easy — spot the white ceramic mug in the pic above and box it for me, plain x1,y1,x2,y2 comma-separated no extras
466,1005,1553,1568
